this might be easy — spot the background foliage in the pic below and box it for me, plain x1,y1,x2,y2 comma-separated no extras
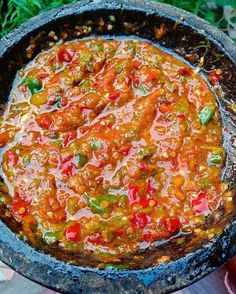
0,0,236,40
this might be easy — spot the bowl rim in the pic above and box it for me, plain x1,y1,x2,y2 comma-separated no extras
0,0,236,293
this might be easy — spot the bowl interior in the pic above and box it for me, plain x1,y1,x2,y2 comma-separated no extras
0,0,236,292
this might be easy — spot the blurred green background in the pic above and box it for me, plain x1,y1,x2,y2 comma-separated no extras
0,0,236,40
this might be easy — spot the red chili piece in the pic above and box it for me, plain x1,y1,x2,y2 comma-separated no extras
139,197,150,207
61,161,75,177
36,114,53,129
114,229,126,237
6,150,18,166
137,161,147,172
120,145,131,156
38,72,49,80
133,212,149,229
177,113,186,120
63,130,77,147
11,192,30,217
143,231,156,242
178,67,192,76
132,60,141,69
60,96,68,107
108,92,120,101
128,184,139,205
126,77,132,86
65,222,81,242
148,71,159,81
192,191,209,213
209,69,223,85
161,217,181,233
95,176,104,185
61,153,73,164
57,48,73,63
87,234,104,245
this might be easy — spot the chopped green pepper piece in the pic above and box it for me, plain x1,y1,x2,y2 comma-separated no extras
139,207,153,214
76,154,87,166
48,132,57,139
198,105,215,125
92,44,103,52
154,56,161,68
90,140,101,150
115,64,123,74
88,197,107,214
158,75,165,84
109,215,127,227
23,154,31,167
67,197,79,215
66,242,77,250
135,84,147,96
200,146,223,154
80,52,93,72
176,237,185,245
119,194,127,208
88,194,117,214
53,140,62,147
80,52,93,63
104,263,129,270
176,101,189,113
43,231,61,244
201,178,214,189
79,78,94,92
24,77,42,95
127,233,140,239
137,146,152,159
209,154,222,164
166,83,174,93
29,223,37,233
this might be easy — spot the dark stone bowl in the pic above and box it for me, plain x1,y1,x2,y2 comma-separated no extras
0,0,236,293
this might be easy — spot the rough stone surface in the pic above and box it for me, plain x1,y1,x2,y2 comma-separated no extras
0,0,236,293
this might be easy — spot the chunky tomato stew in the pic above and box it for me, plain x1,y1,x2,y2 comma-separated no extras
0,38,231,268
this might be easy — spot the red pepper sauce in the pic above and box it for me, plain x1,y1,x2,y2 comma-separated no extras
0,39,231,267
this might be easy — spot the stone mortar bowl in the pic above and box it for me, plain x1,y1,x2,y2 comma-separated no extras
0,0,236,293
